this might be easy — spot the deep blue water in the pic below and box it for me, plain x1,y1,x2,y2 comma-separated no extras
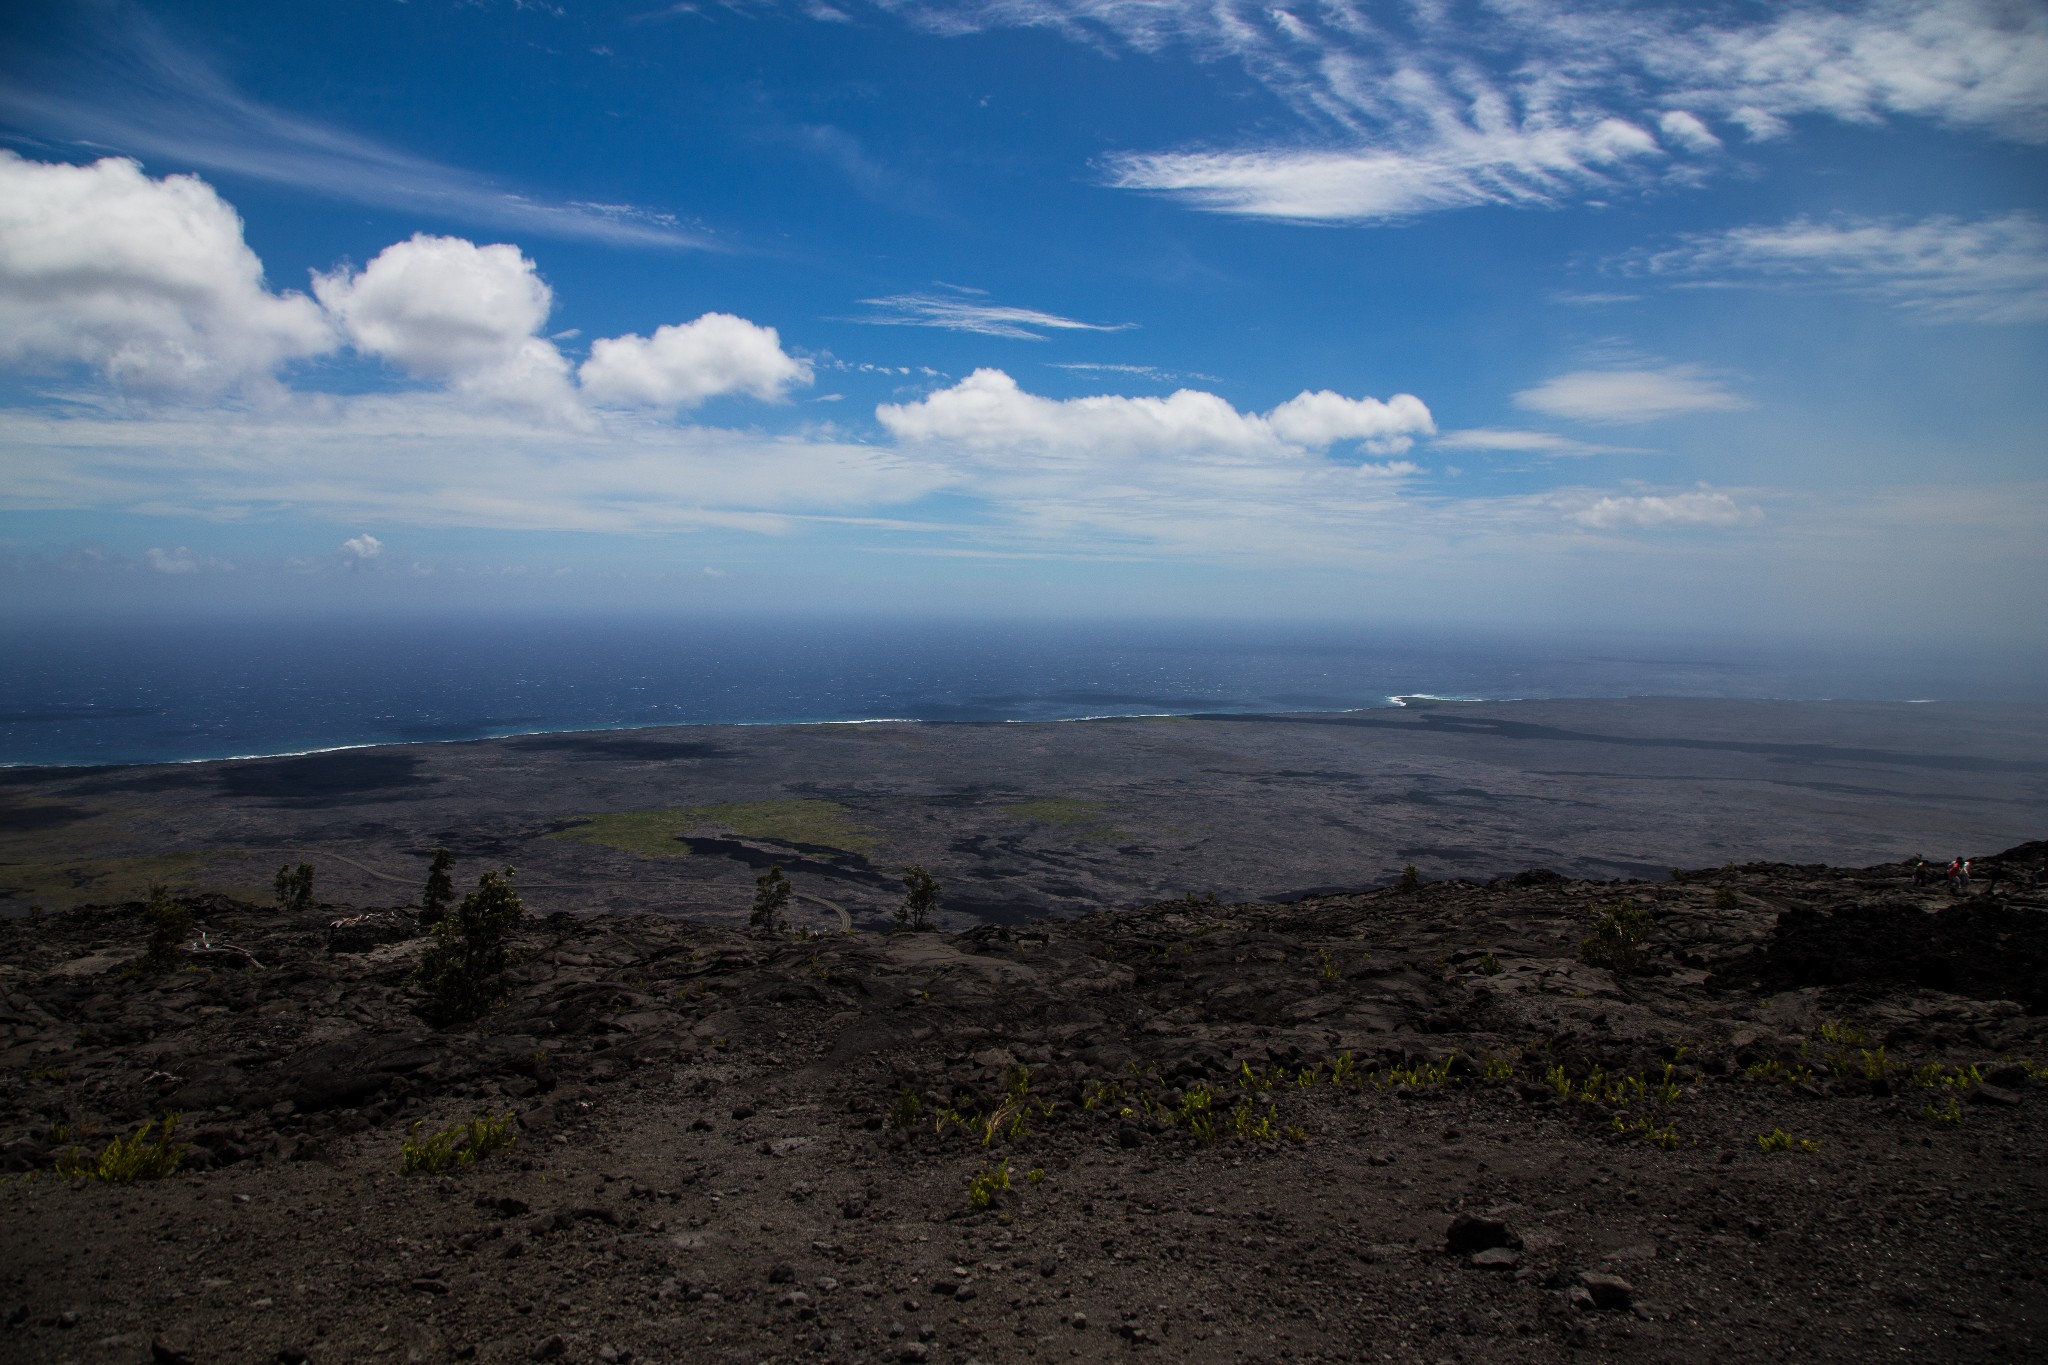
1,615,2040,768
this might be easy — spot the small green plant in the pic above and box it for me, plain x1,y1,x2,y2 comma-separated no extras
1479,1053,1515,1081
1579,899,1653,975
420,847,455,925
1757,1127,1820,1153
1612,1113,1680,1149
1177,1083,1218,1142
56,1114,187,1182
1399,863,1420,891
1316,948,1340,982
1818,1020,1865,1046
1026,1167,1046,1184
1281,1124,1308,1144
1376,1056,1454,1090
1229,1098,1279,1141
1474,952,1502,977
400,1112,517,1174
1236,1061,1275,1092
888,1087,924,1128
273,862,315,914
896,863,939,932
967,1158,1010,1209
1329,1052,1357,1088
411,867,526,1024
1713,886,1739,909
1922,1096,1965,1125
971,1067,1054,1146
139,881,192,973
750,866,793,934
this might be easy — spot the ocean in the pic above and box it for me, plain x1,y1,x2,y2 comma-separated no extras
2,614,2040,769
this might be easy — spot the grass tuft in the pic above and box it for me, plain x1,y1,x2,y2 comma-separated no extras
400,1112,518,1175
57,1114,187,1182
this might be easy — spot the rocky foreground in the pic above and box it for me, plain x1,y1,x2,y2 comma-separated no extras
3,848,2047,1365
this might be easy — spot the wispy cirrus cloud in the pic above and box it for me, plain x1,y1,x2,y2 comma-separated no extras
863,0,2048,222
1048,361,1222,384
0,5,707,249
1627,212,2048,324
1514,366,1749,425
851,289,1134,339
1432,429,1645,457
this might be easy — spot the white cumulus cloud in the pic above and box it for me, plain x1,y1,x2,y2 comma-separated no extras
1265,389,1436,453
0,151,333,394
1514,366,1749,425
341,533,383,560
144,545,200,573
579,313,812,411
876,369,1433,462
313,234,581,421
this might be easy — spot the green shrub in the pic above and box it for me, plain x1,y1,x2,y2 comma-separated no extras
1398,863,1421,891
139,881,192,972
412,867,526,1024
274,862,315,914
750,866,792,934
1579,899,1654,975
1713,886,1739,909
57,1114,187,1182
400,1112,517,1174
896,863,939,932
420,847,455,926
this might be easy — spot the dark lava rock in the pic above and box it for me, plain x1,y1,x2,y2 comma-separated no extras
1578,1272,1633,1310
1446,1213,1519,1255
768,1262,796,1284
1723,896,2048,1012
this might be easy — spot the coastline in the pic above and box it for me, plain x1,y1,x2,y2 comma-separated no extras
4,696,2043,927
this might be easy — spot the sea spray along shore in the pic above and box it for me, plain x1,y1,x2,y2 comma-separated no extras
1,843,2045,1362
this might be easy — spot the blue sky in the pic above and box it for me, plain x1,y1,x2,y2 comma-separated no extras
0,0,2044,635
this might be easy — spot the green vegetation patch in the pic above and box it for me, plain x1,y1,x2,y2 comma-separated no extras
999,798,1114,827
546,809,700,858
690,799,875,852
549,798,875,858
0,850,258,912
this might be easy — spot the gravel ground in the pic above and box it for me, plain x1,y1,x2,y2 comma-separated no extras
2,847,2046,1364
